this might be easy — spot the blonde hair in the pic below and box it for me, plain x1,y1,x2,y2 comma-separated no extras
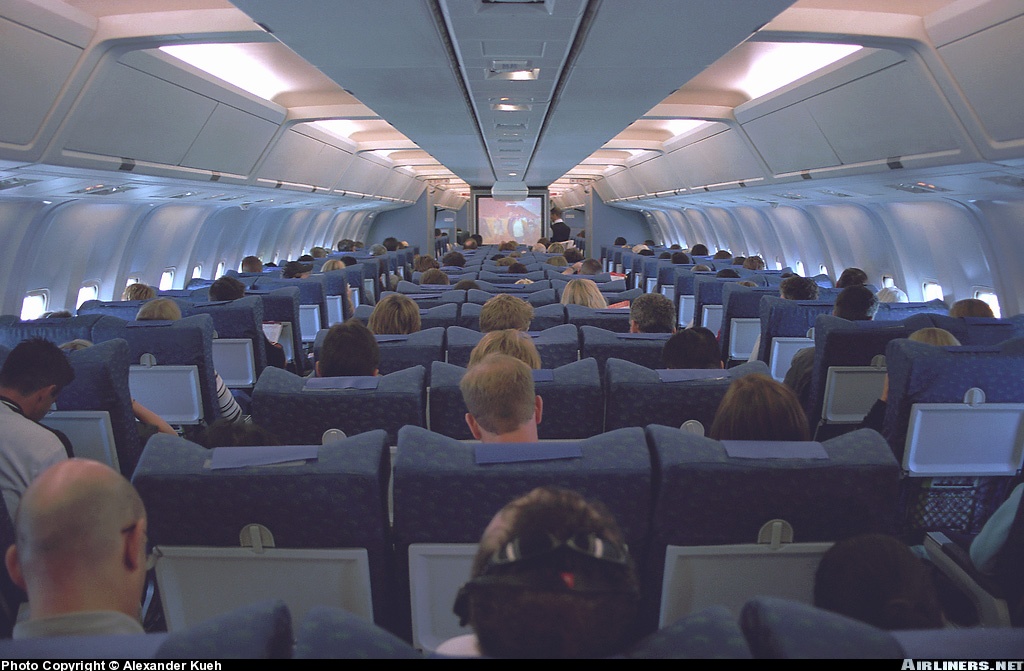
123,283,156,302
949,298,994,319
710,374,810,442
560,278,607,309
546,256,568,268
367,293,421,335
136,298,181,321
470,329,542,369
909,328,961,347
547,243,566,254
480,294,534,332
514,278,534,285
460,353,536,435
495,257,517,267
321,259,345,272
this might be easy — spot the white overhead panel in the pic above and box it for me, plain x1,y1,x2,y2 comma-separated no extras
231,0,795,188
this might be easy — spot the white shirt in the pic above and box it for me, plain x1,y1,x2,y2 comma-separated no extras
14,610,144,638
0,400,67,520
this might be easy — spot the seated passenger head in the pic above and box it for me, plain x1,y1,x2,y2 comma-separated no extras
560,279,606,309
370,244,388,257
738,281,757,288
282,260,313,279
316,319,380,377
500,241,518,252
949,298,995,319
122,283,156,302
472,234,484,246
298,254,314,263
469,329,542,370
637,249,655,257
508,262,529,275
6,459,147,625
578,259,602,275
709,374,810,442
495,257,517,267
732,256,746,266
198,419,280,448
836,267,869,289
780,276,820,301
453,279,480,291
442,251,466,268
712,250,732,260
340,256,358,267
136,298,181,321
240,255,264,273
480,294,534,333
460,354,541,442
742,255,766,271
564,248,584,264
662,327,723,370
548,243,566,255
414,255,440,273
629,293,675,334
689,244,708,257
833,285,879,321
875,286,908,303
613,237,628,246
814,533,944,630
321,259,345,273
630,244,648,255
658,251,671,260
0,338,76,421
368,293,421,335
208,276,246,302
671,252,690,265
382,237,400,252
310,246,328,258
455,486,640,658
336,239,354,252
692,264,711,272
463,238,479,250
716,268,740,279
420,268,450,285
908,327,961,347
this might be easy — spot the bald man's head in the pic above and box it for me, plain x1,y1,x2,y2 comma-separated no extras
6,459,148,620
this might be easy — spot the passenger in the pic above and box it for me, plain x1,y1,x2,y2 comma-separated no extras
658,251,672,260
336,239,354,253
732,256,746,266
382,237,400,253
970,483,1023,578
836,267,869,289
321,258,345,272
122,283,156,302
689,244,708,257
550,208,570,243
420,268,450,285
460,354,542,443
546,256,568,268
367,294,421,335
442,251,466,268
508,262,529,275
662,327,723,369
5,459,148,638
860,328,961,432
463,238,479,251
495,257,517,267
414,254,440,273
784,285,878,409
514,278,534,285
716,268,740,278
876,286,909,303
630,244,648,254
499,241,518,252
369,244,388,257
0,338,75,520
310,246,328,258
780,275,820,301
949,298,995,319
613,237,628,247
282,260,313,279
709,374,810,442
480,294,534,333
578,259,603,275
560,279,607,309
532,242,548,252
671,252,690,265
440,486,640,658
692,264,712,272
564,248,584,265
453,279,480,291
737,280,758,288
240,255,264,273
637,249,655,257
468,330,542,370
197,418,281,448
742,255,766,271
814,533,944,630
316,319,379,378
713,250,732,260
136,299,248,424
548,243,566,255
629,293,675,334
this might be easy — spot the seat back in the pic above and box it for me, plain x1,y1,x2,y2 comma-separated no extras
565,304,632,332
247,286,305,374
756,297,835,363
313,327,445,383
720,284,778,363
580,326,671,372
132,432,394,631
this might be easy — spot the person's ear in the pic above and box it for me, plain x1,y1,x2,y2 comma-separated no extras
534,395,543,425
465,413,483,440
315,361,322,377
629,321,639,334
5,545,25,591
123,520,146,573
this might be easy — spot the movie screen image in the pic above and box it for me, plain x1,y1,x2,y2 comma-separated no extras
476,196,544,246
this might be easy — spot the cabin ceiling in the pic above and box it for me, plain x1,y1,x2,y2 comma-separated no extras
230,0,794,189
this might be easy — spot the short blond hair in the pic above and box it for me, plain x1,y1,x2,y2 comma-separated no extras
479,294,534,332
560,278,606,309
368,293,421,335
123,283,156,302
136,298,181,321
321,259,345,272
909,327,961,347
460,354,536,435
470,329,542,369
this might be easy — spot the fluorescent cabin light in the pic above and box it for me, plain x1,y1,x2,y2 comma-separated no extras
737,43,862,100
161,44,291,101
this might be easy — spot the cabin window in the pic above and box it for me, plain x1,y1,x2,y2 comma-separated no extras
76,284,98,309
882,275,895,288
975,290,1001,318
922,281,944,302
216,262,226,278
192,265,203,279
21,291,48,320
125,277,141,289
795,261,805,277
159,269,175,291
774,257,783,271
